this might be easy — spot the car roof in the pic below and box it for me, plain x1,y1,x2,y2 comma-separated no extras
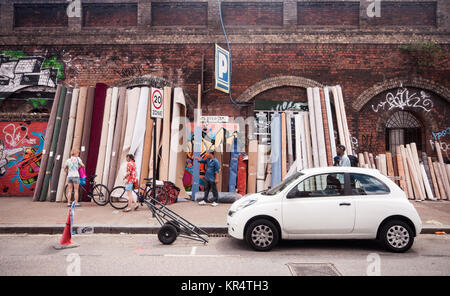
300,166,382,176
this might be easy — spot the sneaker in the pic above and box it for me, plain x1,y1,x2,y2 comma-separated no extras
198,200,206,205
211,202,218,207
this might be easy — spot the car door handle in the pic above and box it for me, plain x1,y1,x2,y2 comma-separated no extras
339,202,351,206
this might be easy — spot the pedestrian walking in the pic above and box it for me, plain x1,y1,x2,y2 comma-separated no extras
64,149,85,207
195,150,220,207
123,154,138,212
335,144,351,167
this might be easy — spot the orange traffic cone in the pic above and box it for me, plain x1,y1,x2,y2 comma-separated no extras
54,203,79,250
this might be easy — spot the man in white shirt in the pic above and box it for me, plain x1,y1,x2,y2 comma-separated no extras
336,144,351,167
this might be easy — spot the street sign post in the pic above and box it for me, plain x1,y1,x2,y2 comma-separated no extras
215,44,230,94
150,88,164,212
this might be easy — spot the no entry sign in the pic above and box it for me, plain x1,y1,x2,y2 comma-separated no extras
151,87,164,118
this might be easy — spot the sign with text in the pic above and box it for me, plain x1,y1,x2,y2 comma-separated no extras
215,44,230,94
151,87,164,118
200,116,229,123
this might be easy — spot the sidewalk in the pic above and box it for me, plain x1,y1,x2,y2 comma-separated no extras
0,197,449,234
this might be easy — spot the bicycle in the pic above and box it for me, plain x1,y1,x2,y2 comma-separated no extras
109,178,169,210
64,174,110,206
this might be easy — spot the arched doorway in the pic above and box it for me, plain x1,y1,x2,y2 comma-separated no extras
385,111,423,153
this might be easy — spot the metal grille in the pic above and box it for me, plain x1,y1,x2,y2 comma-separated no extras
287,263,342,276
385,111,422,152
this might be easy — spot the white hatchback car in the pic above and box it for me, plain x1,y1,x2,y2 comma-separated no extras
227,167,422,252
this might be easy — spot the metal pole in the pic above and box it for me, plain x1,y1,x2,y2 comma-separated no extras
152,119,157,217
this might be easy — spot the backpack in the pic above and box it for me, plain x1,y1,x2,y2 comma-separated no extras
348,155,358,167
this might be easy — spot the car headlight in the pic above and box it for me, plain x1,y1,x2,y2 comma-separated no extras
232,199,257,214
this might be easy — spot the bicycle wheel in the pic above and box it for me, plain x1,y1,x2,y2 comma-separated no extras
91,184,109,206
109,186,138,210
147,187,169,207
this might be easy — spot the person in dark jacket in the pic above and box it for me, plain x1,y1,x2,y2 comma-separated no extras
195,150,221,207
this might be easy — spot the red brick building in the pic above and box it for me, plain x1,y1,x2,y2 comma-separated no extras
0,0,449,195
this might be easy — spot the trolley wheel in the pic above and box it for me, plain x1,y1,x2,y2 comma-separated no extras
164,220,181,234
158,224,178,245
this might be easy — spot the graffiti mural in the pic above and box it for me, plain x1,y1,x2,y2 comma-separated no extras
371,87,434,113
183,122,240,192
0,50,64,99
0,122,47,196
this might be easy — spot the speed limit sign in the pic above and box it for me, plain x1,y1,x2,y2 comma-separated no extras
151,88,164,118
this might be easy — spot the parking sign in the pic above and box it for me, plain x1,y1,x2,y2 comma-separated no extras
151,88,164,118
215,44,230,94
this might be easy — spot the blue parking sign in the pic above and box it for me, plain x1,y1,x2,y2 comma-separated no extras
215,44,230,94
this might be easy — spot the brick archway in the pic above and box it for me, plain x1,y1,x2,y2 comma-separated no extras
352,77,450,112
236,76,324,103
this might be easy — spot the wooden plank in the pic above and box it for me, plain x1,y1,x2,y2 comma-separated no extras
331,86,345,149
433,162,447,200
428,157,440,200
405,144,425,200
256,143,266,192
294,114,303,171
286,112,294,171
303,113,313,169
314,87,327,167
400,145,414,199
71,87,87,151
358,152,365,167
369,153,376,169
247,139,258,194
159,86,172,181
363,152,370,168
323,87,337,161
411,143,426,199
281,112,287,179
436,141,450,199
336,86,353,155
386,152,395,178
420,163,435,200
379,154,387,176
395,146,407,196
307,88,319,167
421,152,435,197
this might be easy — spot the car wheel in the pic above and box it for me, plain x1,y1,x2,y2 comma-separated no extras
245,219,279,251
380,220,414,253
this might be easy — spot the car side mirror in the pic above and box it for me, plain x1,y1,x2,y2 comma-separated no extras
287,190,298,199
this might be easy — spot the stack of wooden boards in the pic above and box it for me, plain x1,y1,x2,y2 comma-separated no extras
357,142,450,201
33,83,190,202
249,85,352,193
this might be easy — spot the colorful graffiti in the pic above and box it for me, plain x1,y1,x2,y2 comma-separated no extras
0,50,64,99
0,122,47,196
183,123,240,192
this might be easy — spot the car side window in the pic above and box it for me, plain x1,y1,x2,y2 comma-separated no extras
288,173,345,198
349,173,390,195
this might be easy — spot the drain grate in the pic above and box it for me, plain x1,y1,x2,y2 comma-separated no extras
287,263,342,276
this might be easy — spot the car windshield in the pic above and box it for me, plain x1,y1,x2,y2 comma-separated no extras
262,172,304,196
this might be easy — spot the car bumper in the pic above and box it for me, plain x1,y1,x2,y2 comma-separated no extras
227,211,245,240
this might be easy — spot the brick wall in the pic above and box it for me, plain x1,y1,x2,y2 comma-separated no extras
151,2,208,26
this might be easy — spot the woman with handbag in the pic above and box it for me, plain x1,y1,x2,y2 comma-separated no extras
123,154,138,212
64,149,85,207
